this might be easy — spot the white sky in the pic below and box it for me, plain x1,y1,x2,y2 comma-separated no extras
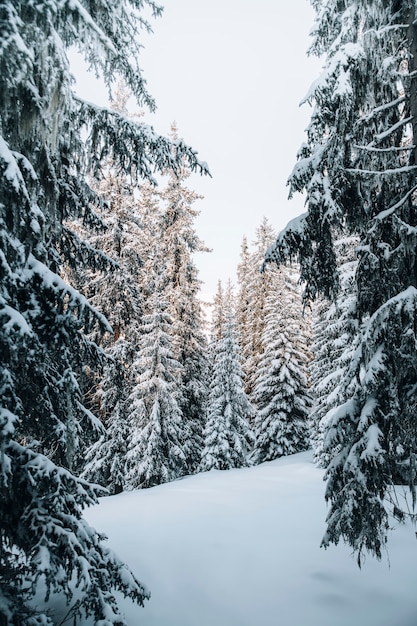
70,0,322,303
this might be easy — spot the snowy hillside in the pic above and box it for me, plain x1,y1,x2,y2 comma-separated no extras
84,451,417,626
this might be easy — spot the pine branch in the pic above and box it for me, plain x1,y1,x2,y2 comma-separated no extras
345,164,417,175
75,97,211,183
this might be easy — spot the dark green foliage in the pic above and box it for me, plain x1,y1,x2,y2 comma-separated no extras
267,0,417,561
0,0,208,621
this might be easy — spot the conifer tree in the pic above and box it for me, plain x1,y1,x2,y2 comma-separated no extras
83,120,209,487
0,1,208,621
81,338,133,494
210,279,226,342
236,235,252,369
126,268,187,489
252,265,311,464
310,234,359,468
158,125,210,472
238,218,278,402
71,80,146,348
79,176,162,491
200,282,254,471
267,0,417,561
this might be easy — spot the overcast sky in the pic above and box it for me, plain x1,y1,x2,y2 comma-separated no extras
71,0,322,302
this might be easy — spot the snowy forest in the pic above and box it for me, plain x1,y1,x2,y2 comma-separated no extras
1,1,417,624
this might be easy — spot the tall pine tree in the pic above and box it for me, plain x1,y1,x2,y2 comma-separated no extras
252,265,311,464
0,1,208,622
200,282,254,471
267,0,417,562
80,176,162,492
237,218,278,403
309,234,359,469
126,266,187,489
159,123,210,473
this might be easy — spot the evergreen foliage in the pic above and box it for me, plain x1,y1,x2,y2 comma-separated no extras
310,235,358,468
159,125,210,473
82,338,133,495
0,0,208,621
210,279,226,342
200,283,254,471
71,82,147,346
81,120,208,491
236,235,251,373
76,94,162,493
267,0,417,561
126,279,187,489
241,218,278,402
252,266,311,464
236,219,312,453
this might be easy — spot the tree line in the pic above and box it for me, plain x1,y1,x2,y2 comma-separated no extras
72,123,313,488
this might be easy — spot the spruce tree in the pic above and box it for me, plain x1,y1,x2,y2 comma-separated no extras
81,338,133,494
0,1,208,621
252,265,311,464
210,279,226,342
310,234,359,469
126,271,187,489
236,235,252,375
267,0,417,561
79,175,162,492
84,133,209,489
200,282,254,471
159,124,209,473
240,217,276,403
71,80,146,348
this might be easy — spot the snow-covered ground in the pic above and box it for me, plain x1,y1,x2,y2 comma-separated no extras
85,451,417,626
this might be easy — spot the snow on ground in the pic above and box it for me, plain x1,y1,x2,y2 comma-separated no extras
85,451,417,626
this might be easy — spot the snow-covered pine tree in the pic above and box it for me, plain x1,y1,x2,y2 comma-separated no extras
125,265,187,489
310,234,359,469
238,217,278,403
81,338,133,494
266,0,417,562
236,235,252,366
159,123,210,473
70,80,146,347
200,282,254,471
210,279,226,342
252,265,311,464
84,116,208,488
0,1,208,622
78,149,163,492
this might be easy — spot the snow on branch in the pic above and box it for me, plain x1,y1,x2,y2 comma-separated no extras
76,98,211,183
7,439,150,621
1,302,33,337
300,42,363,105
65,0,163,110
61,225,119,273
353,144,415,153
24,254,112,333
364,286,417,344
359,423,385,463
0,136,35,198
363,95,406,120
371,184,417,222
362,24,410,38
264,213,308,267
345,165,417,176
76,400,106,435
62,0,117,55
372,116,413,144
